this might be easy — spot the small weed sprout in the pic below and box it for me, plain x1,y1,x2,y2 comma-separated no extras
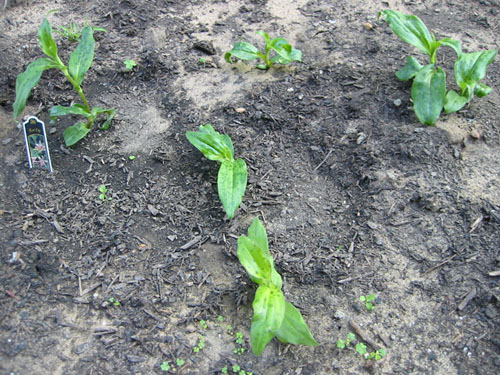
193,335,205,353
199,319,208,329
98,185,111,200
160,361,170,372
337,332,356,349
128,155,136,160
124,59,137,70
108,296,120,306
54,21,107,42
175,358,185,367
360,294,376,311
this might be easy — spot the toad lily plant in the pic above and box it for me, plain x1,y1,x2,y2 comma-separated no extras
237,218,318,355
225,31,302,70
380,9,497,125
13,17,115,146
186,124,247,219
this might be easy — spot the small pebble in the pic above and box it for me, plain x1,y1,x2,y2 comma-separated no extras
49,127,57,134
394,98,402,107
2,138,12,145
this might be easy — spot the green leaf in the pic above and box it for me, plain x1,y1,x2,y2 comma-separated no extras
256,30,271,46
237,235,273,284
50,104,91,119
379,10,435,57
92,107,116,130
250,285,285,356
411,65,446,125
38,18,60,60
356,342,367,355
225,42,262,63
69,26,95,86
218,159,247,218
395,56,423,81
454,50,497,100
475,82,492,98
63,121,91,146
186,125,233,162
438,37,462,57
271,41,302,65
275,301,318,346
247,218,282,289
13,58,59,119
444,90,468,113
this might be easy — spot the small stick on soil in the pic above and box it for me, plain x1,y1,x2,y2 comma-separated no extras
422,253,457,275
348,319,384,351
458,288,476,311
314,147,333,171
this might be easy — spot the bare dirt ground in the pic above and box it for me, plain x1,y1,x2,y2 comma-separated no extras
1,0,499,374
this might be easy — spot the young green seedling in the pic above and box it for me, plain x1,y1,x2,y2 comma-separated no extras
225,31,302,70
237,218,318,356
193,335,205,353
186,124,247,219
124,59,137,70
13,17,115,146
379,9,497,125
337,332,356,349
98,184,110,200
54,21,107,42
360,294,376,311
108,296,120,306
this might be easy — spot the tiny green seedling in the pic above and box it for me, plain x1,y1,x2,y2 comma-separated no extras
54,21,107,42
237,217,318,355
193,335,205,353
379,9,497,125
360,294,376,311
337,332,356,349
356,343,387,361
234,331,245,355
98,184,111,201
160,362,171,372
176,358,185,367
186,124,248,219
13,17,115,146
199,319,208,329
124,59,137,70
199,57,207,65
225,31,302,70
128,155,136,160
108,296,120,306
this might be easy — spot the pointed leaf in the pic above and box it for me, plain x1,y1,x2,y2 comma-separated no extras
69,26,95,86
63,121,91,146
475,82,491,98
256,30,271,46
186,126,233,162
272,42,302,64
275,301,318,346
225,42,261,63
91,107,116,130
13,58,59,119
379,10,435,56
444,90,468,113
454,50,497,99
50,104,91,119
250,285,285,356
38,18,59,60
395,56,423,81
237,235,272,284
438,37,462,57
247,217,282,288
218,158,247,218
411,65,446,125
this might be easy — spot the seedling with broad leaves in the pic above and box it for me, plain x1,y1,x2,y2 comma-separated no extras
225,31,302,70
13,17,115,146
379,9,497,125
186,124,247,219
237,218,318,355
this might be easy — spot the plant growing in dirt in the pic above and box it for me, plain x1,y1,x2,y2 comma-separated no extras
186,124,247,219
360,294,376,311
225,31,302,70
336,332,356,349
379,9,497,125
54,21,107,42
237,217,318,356
13,17,115,146
123,59,137,70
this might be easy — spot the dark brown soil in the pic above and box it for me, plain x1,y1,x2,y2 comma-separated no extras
1,1,499,374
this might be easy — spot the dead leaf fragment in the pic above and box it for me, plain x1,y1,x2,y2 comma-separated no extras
234,107,246,113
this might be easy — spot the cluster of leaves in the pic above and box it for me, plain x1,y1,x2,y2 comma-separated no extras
225,31,302,70
380,9,497,125
160,358,185,373
98,184,111,201
123,59,137,70
237,218,318,355
186,124,248,219
337,333,387,361
193,335,205,353
221,364,253,375
360,294,376,311
54,21,106,42
13,17,115,146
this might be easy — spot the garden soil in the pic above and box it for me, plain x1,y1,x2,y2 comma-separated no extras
1,0,499,374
